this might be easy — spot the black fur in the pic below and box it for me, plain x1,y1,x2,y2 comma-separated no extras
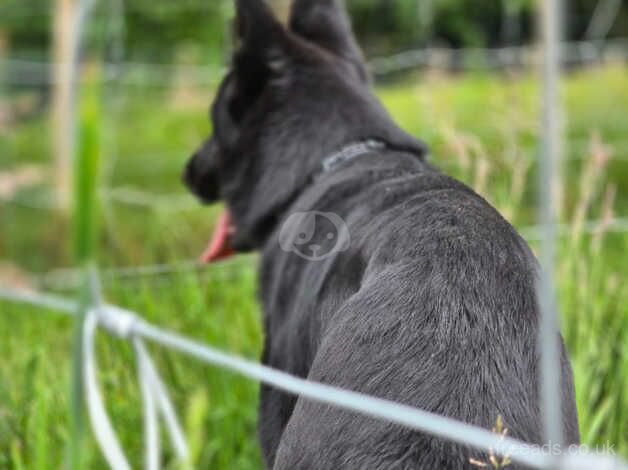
184,1,580,468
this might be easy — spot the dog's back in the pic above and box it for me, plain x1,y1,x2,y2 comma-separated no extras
261,151,579,469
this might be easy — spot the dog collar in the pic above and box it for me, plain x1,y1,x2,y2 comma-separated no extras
321,139,386,173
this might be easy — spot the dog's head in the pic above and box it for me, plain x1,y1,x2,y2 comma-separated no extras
184,0,427,262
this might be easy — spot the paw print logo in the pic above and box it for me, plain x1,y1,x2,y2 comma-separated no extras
278,212,350,261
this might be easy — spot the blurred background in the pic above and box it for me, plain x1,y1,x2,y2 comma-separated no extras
0,0,626,468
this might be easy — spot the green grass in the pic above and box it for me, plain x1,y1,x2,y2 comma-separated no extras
1,65,627,468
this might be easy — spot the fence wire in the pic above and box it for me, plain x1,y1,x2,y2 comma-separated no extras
0,210,620,291
1,38,628,87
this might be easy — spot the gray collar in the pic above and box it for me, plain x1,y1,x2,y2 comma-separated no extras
321,139,386,173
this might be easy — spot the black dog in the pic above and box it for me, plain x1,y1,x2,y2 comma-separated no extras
184,0,580,468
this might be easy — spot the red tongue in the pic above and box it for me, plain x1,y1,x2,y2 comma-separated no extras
200,210,236,264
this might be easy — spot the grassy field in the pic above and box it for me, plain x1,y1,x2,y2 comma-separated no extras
0,65,627,468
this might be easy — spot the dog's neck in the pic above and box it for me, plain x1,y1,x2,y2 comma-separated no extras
225,129,429,253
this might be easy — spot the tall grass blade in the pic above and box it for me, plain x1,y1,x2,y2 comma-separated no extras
69,68,102,470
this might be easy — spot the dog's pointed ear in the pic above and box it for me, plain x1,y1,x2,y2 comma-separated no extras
289,0,368,81
226,0,291,127
231,0,292,102
235,0,287,62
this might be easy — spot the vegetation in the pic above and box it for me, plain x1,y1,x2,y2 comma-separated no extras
1,65,627,468
2,0,628,59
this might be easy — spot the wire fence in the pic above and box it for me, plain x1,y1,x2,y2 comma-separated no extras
1,37,628,87
1,0,628,469
3,284,626,470
0,214,619,293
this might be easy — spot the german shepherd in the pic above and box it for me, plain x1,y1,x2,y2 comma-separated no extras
184,1,580,468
